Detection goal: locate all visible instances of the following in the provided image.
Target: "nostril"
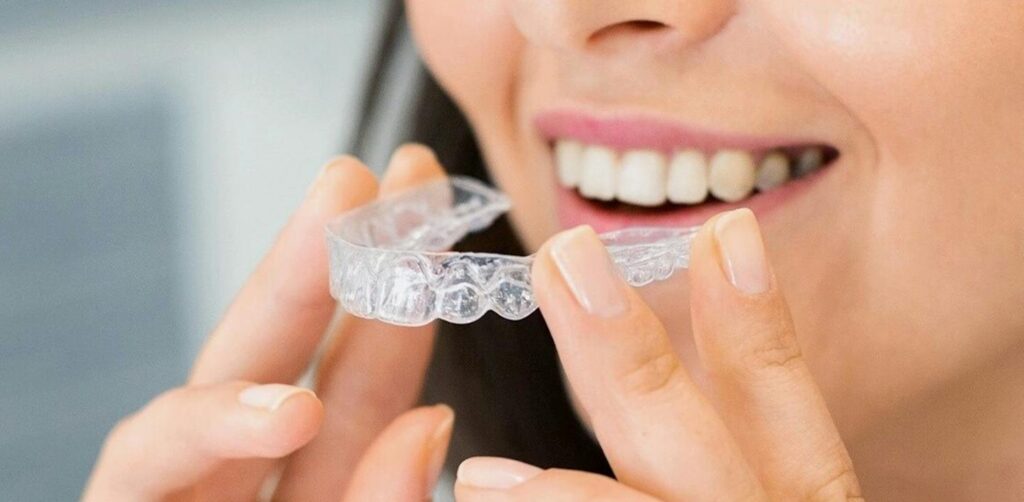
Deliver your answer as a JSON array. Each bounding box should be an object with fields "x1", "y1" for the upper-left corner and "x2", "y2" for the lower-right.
[
  {"x1": 618, "y1": 19, "x2": 667, "y2": 31},
  {"x1": 623, "y1": 20, "x2": 670, "y2": 31},
  {"x1": 588, "y1": 19, "x2": 671, "y2": 45}
]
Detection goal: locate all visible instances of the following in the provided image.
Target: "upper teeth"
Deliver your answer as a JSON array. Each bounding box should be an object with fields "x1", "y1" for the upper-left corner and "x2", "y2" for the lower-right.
[{"x1": 555, "y1": 140, "x2": 826, "y2": 206}]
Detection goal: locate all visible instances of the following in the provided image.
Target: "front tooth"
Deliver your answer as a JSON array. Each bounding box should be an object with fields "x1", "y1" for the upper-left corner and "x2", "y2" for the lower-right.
[
  {"x1": 578, "y1": 145, "x2": 618, "y2": 201},
  {"x1": 795, "y1": 147, "x2": 824, "y2": 176},
  {"x1": 667, "y1": 150, "x2": 708, "y2": 204},
  {"x1": 756, "y1": 152, "x2": 790, "y2": 192},
  {"x1": 555, "y1": 140, "x2": 584, "y2": 187},
  {"x1": 708, "y1": 150, "x2": 756, "y2": 202},
  {"x1": 617, "y1": 150, "x2": 667, "y2": 206}
]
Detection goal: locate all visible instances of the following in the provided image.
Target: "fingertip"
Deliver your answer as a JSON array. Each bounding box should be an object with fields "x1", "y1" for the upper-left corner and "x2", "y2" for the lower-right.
[
  {"x1": 341, "y1": 404, "x2": 457, "y2": 501},
  {"x1": 428, "y1": 403, "x2": 456, "y2": 433},
  {"x1": 689, "y1": 209, "x2": 777, "y2": 309},
  {"x1": 387, "y1": 404, "x2": 455, "y2": 438},
  {"x1": 310, "y1": 155, "x2": 379, "y2": 217},
  {"x1": 689, "y1": 210, "x2": 795, "y2": 373},
  {"x1": 226, "y1": 383, "x2": 323, "y2": 457},
  {"x1": 456, "y1": 457, "x2": 542, "y2": 490},
  {"x1": 319, "y1": 154, "x2": 374, "y2": 177},
  {"x1": 712, "y1": 208, "x2": 772, "y2": 295},
  {"x1": 687, "y1": 212, "x2": 725, "y2": 292},
  {"x1": 263, "y1": 390, "x2": 324, "y2": 456},
  {"x1": 380, "y1": 143, "x2": 446, "y2": 195},
  {"x1": 246, "y1": 389, "x2": 324, "y2": 458},
  {"x1": 529, "y1": 225, "x2": 597, "y2": 306},
  {"x1": 391, "y1": 142, "x2": 438, "y2": 163}
]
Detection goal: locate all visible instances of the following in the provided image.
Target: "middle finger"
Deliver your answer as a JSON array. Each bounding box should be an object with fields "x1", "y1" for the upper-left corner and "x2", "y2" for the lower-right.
[{"x1": 274, "y1": 144, "x2": 446, "y2": 499}]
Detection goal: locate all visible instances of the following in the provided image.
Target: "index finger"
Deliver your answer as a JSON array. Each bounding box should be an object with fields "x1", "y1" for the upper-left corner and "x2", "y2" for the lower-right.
[
  {"x1": 190, "y1": 156, "x2": 378, "y2": 385},
  {"x1": 688, "y1": 209, "x2": 861, "y2": 500},
  {"x1": 532, "y1": 226, "x2": 765, "y2": 502}
]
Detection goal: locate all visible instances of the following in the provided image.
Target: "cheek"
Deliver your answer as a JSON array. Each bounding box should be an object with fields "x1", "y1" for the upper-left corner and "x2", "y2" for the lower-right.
[
  {"x1": 772, "y1": 1, "x2": 1024, "y2": 161},
  {"x1": 764, "y1": 0, "x2": 1024, "y2": 427},
  {"x1": 406, "y1": 0, "x2": 522, "y2": 120}
]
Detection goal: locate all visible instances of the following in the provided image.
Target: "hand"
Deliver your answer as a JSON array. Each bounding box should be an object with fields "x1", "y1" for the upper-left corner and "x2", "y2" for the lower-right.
[
  {"x1": 84, "y1": 145, "x2": 455, "y2": 501},
  {"x1": 455, "y1": 210, "x2": 863, "y2": 501}
]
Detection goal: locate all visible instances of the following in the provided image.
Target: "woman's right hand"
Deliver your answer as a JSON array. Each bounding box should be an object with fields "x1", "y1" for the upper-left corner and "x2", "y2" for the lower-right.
[{"x1": 83, "y1": 145, "x2": 453, "y2": 501}]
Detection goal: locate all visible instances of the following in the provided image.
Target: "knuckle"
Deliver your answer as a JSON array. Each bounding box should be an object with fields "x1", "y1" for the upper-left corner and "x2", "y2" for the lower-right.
[
  {"x1": 808, "y1": 465, "x2": 863, "y2": 502},
  {"x1": 616, "y1": 350, "x2": 685, "y2": 401},
  {"x1": 740, "y1": 327, "x2": 803, "y2": 374}
]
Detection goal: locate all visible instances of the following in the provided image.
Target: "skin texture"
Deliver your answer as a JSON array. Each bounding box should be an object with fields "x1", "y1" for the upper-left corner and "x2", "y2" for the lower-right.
[
  {"x1": 85, "y1": 2, "x2": 1024, "y2": 500},
  {"x1": 406, "y1": 0, "x2": 1024, "y2": 499}
]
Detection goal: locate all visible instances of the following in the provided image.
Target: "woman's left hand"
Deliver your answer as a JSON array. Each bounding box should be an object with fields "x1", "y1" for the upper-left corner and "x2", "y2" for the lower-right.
[{"x1": 455, "y1": 209, "x2": 863, "y2": 501}]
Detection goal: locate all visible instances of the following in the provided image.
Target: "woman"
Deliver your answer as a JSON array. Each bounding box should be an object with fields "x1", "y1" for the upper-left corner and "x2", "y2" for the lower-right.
[{"x1": 84, "y1": 1, "x2": 1024, "y2": 500}]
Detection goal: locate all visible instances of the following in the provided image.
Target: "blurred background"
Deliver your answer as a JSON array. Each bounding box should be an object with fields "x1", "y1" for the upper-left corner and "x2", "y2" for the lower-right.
[{"x1": 0, "y1": 1, "x2": 391, "y2": 498}]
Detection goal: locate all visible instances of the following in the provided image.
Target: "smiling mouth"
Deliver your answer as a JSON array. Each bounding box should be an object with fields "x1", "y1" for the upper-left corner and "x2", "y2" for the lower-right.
[
  {"x1": 554, "y1": 140, "x2": 838, "y2": 207},
  {"x1": 535, "y1": 109, "x2": 840, "y2": 230}
]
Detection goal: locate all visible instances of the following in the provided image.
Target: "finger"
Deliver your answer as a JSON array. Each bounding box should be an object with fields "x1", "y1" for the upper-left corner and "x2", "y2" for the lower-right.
[
  {"x1": 688, "y1": 209, "x2": 862, "y2": 500},
  {"x1": 341, "y1": 405, "x2": 454, "y2": 502},
  {"x1": 379, "y1": 143, "x2": 447, "y2": 194},
  {"x1": 531, "y1": 226, "x2": 765, "y2": 501},
  {"x1": 455, "y1": 458, "x2": 657, "y2": 502},
  {"x1": 83, "y1": 383, "x2": 323, "y2": 502},
  {"x1": 190, "y1": 156, "x2": 379, "y2": 385},
  {"x1": 274, "y1": 144, "x2": 445, "y2": 499}
]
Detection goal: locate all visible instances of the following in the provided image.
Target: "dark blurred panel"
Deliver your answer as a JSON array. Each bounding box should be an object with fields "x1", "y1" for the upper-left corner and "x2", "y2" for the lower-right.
[{"x1": 0, "y1": 87, "x2": 187, "y2": 500}]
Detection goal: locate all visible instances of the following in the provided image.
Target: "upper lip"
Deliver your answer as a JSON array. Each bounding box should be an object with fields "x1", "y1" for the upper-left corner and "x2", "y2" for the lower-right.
[{"x1": 533, "y1": 108, "x2": 825, "y2": 154}]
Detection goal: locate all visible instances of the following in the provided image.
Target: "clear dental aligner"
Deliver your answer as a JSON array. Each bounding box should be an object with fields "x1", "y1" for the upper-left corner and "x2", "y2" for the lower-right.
[{"x1": 326, "y1": 176, "x2": 698, "y2": 327}]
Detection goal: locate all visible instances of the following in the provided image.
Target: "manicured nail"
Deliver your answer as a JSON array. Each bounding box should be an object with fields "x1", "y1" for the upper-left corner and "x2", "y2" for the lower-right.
[
  {"x1": 457, "y1": 457, "x2": 542, "y2": 490},
  {"x1": 549, "y1": 226, "x2": 630, "y2": 318},
  {"x1": 238, "y1": 384, "x2": 316, "y2": 411},
  {"x1": 424, "y1": 405, "x2": 455, "y2": 497},
  {"x1": 713, "y1": 209, "x2": 771, "y2": 294}
]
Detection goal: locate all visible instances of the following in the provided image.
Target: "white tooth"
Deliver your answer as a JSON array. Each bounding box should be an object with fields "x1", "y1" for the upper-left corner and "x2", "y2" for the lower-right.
[
  {"x1": 708, "y1": 150, "x2": 757, "y2": 202},
  {"x1": 578, "y1": 145, "x2": 618, "y2": 201},
  {"x1": 616, "y1": 150, "x2": 667, "y2": 206},
  {"x1": 795, "y1": 147, "x2": 824, "y2": 176},
  {"x1": 666, "y1": 150, "x2": 708, "y2": 204},
  {"x1": 555, "y1": 140, "x2": 584, "y2": 187},
  {"x1": 756, "y1": 152, "x2": 790, "y2": 192}
]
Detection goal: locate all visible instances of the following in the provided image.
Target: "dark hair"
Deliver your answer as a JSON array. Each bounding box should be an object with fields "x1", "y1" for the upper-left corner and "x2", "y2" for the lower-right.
[{"x1": 348, "y1": 2, "x2": 611, "y2": 475}]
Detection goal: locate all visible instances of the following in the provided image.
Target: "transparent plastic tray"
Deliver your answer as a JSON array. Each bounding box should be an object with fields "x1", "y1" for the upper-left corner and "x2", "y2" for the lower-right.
[{"x1": 327, "y1": 176, "x2": 696, "y2": 326}]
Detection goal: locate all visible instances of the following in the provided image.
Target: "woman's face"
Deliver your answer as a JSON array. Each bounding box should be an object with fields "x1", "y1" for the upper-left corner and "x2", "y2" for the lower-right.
[{"x1": 405, "y1": 0, "x2": 1024, "y2": 440}]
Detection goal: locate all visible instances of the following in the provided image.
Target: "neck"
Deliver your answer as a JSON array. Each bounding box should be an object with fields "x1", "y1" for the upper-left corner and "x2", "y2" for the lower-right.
[{"x1": 851, "y1": 344, "x2": 1024, "y2": 501}]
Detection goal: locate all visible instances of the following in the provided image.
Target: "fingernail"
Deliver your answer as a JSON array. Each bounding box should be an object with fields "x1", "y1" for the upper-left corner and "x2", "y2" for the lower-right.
[
  {"x1": 713, "y1": 209, "x2": 771, "y2": 294},
  {"x1": 424, "y1": 405, "x2": 455, "y2": 497},
  {"x1": 306, "y1": 160, "x2": 335, "y2": 197},
  {"x1": 549, "y1": 226, "x2": 630, "y2": 318},
  {"x1": 238, "y1": 384, "x2": 316, "y2": 411},
  {"x1": 456, "y1": 457, "x2": 542, "y2": 490}
]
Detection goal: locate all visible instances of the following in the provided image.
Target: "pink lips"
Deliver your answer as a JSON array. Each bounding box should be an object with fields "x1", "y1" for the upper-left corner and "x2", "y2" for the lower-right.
[{"x1": 533, "y1": 108, "x2": 836, "y2": 233}]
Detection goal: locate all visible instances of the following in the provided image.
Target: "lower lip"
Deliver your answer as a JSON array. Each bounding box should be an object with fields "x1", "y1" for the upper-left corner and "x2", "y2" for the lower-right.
[{"x1": 555, "y1": 166, "x2": 833, "y2": 233}]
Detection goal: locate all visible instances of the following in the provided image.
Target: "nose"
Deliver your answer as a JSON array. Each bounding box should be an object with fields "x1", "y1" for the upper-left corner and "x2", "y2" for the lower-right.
[{"x1": 507, "y1": 0, "x2": 735, "y2": 52}]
